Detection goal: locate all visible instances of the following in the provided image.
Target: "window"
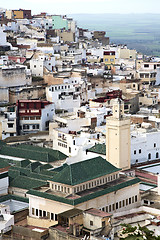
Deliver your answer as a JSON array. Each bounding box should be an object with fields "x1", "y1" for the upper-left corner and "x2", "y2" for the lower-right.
[
  {"x1": 134, "y1": 150, "x2": 136, "y2": 155},
  {"x1": 139, "y1": 149, "x2": 141, "y2": 154},
  {"x1": 51, "y1": 213, "x2": 54, "y2": 220},
  {"x1": 112, "y1": 204, "x2": 115, "y2": 211},
  {"x1": 102, "y1": 207, "x2": 105, "y2": 211},
  {"x1": 126, "y1": 199, "x2": 128, "y2": 206},
  {"x1": 39, "y1": 210, "x2": 42, "y2": 217},
  {"x1": 116, "y1": 202, "x2": 118, "y2": 209},
  {"x1": 69, "y1": 147, "x2": 71, "y2": 153},
  {"x1": 119, "y1": 201, "x2": 122, "y2": 208},
  {"x1": 156, "y1": 152, "x2": 159, "y2": 158},
  {"x1": 135, "y1": 195, "x2": 138, "y2": 202},
  {"x1": 90, "y1": 221, "x2": 93, "y2": 226},
  {"x1": 55, "y1": 214, "x2": 58, "y2": 221},
  {"x1": 32, "y1": 208, "x2": 35, "y2": 215},
  {"x1": 110, "y1": 59, "x2": 114, "y2": 62},
  {"x1": 132, "y1": 196, "x2": 134, "y2": 203},
  {"x1": 129, "y1": 197, "x2": 131, "y2": 204},
  {"x1": 144, "y1": 64, "x2": 149, "y2": 68},
  {"x1": 36, "y1": 209, "x2": 38, "y2": 216},
  {"x1": 23, "y1": 124, "x2": 29, "y2": 130},
  {"x1": 154, "y1": 143, "x2": 156, "y2": 148},
  {"x1": 148, "y1": 153, "x2": 151, "y2": 160},
  {"x1": 8, "y1": 123, "x2": 13, "y2": 128},
  {"x1": 109, "y1": 205, "x2": 111, "y2": 212},
  {"x1": 43, "y1": 211, "x2": 46, "y2": 217},
  {"x1": 123, "y1": 200, "x2": 125, "y2": 207}
]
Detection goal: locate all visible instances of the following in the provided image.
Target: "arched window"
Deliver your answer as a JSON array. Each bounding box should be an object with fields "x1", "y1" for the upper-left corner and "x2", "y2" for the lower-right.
[
  {"x1": 156, "y1": 152, "x2": 159, "y2": 159},
  {"x1": 148, "y1": 153, "x2": 151, "y2": 160}
]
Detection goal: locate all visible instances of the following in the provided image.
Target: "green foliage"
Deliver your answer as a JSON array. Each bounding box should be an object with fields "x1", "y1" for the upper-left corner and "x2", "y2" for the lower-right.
[
  {"x1": 121, "y1": 224, "x2": 137, "y2": 234},
  {"x1": 120, "y1": 224, "x2": 160, "y2": 240}
]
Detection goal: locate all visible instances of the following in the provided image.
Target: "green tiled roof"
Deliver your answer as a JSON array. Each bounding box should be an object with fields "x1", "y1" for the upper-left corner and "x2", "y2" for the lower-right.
[
  {"x1": 88, "y1": 144, "x2": 106, "y2": 155},
  {"x1": 20, "y1": 160, "x2": 31, "y2": 168},
  {"x1": 51, "y1": 157, "x2": 120, "y2": 186},
  {"x1": 27, "y1": 162, "x2": 42, "y2": 171},
  {"x1": 0, "y1": 159, "x2": 10, "y2": 169},
  {"x1": 0, "y1": 144, "x2": 67, "y2": 163},
  {"x1": 0, "y1": 194, "x2": 29, "y2": 203},
  {"x1": 34, "y1": 163, "x2": 53, "y2": 173},
  {"x1": 27, "y1": 178, "x2": 140, "y2": 206},
  {"x1": 10, "y1": 175, "x2": 47, "y2": 190},
  {"x1": 8, "y1": 166, "x2": 55, "y2": 181}
]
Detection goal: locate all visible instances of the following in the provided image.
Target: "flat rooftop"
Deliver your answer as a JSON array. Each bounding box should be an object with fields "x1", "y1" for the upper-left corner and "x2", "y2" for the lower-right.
[
  {"x1": 138, "y1": 163, "x2": 160, "y2": 175},
  {"x1": 1, "y1": 199, "x2": 29, "y2": 213}
]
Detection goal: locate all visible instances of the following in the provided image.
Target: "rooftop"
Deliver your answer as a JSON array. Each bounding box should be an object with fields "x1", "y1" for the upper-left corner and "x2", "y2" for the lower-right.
[
  {"x1": 51, "y1": 157, "x2": 120, "y2": 185},
  {"x1": 1, "y1": 199, "x2": 29, "y2": 214},
  {"x1": 0, "y1": 142, "x2": 67, "y2": 163},
  {"x1": 27, "y1": 177, "x2": 140, "y2": 206},
  {"x1": 88, "y1": 144, "x2": 106, "y2": 155},
  {"x1": 84, "y1": 208, "x2": 112, "y2": 217}
]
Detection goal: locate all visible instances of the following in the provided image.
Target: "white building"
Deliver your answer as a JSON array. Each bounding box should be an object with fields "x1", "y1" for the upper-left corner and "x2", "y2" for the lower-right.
[
  {"x1": 30, "y1": 54, "x2": 55, "y2": 77},
  {"x1": 0, "y1": 213, "x2": 14, "y2": 234},
  {"x1": 0, "y1": 28, "x2": 7, "y2": 45},
  {"x1": 0, "y1": 161, "x2": 9, "y2": 195},
  {"x1": 131, "y1": 127, "x2": 160, "y2": 164},
  {"x1": 0, "y1": 65, "x2": 31, "y2": 87},
  {"x1": 17, "y1": 100, "x2": 55, "y2": 135},
  {"x1": 0, "y1": 105, "x2": 17, "y2": 140}
]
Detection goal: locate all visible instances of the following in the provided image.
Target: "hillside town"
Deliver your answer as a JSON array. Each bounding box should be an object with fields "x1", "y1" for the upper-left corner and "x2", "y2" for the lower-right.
[{"x1": 0, "y1": 7, "x2": 160, "y2": 240}]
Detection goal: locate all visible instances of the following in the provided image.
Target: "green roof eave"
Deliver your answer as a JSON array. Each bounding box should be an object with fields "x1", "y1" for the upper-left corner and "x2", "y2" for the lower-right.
[{"x1": 27, "y1": 178, "x2": 140, "y2": 206}]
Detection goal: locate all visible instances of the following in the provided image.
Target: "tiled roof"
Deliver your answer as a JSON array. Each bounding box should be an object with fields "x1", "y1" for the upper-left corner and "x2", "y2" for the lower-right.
[
  {"x1": 51, "y1": 157, "x2": 120, "y2": 185},
  {"x1": 27, "y1": 178, "x2": 140, "y2": 206},
  {"x1": 9, "y1": 166, "x2": 55, "y2": 181},
  {"x1": 88, "y1": 144, "x2": 106, "y2": 155},
  {"x1": 0, "y1": 194, "x2": 29, "y2": 203},
  {"x1": 0, "y1": 144, "x2": 67, "y2": 163},
  {"x1": 0, "y1": 159, "x2": 10, "y2": 169},
  {"x1": 10, "y1": 175, "x2": 47, "y2": 190}
]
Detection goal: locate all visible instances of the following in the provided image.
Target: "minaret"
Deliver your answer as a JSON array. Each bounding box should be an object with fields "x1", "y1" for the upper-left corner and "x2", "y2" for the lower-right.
[{"x1": 106, "y1": 98, "x2": 131, "y2": 170}]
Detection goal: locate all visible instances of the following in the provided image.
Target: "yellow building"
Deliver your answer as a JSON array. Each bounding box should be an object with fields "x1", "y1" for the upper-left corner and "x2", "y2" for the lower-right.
[
  {"x1": 103, "y1": 51, "x2": 115, "y2": 70},
  {"x1": 13, "y1": 10, "x2": 24, "y2": 19},
  {"x1": 106, "y1": 98, "x2": 131, "y2": 170}
]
